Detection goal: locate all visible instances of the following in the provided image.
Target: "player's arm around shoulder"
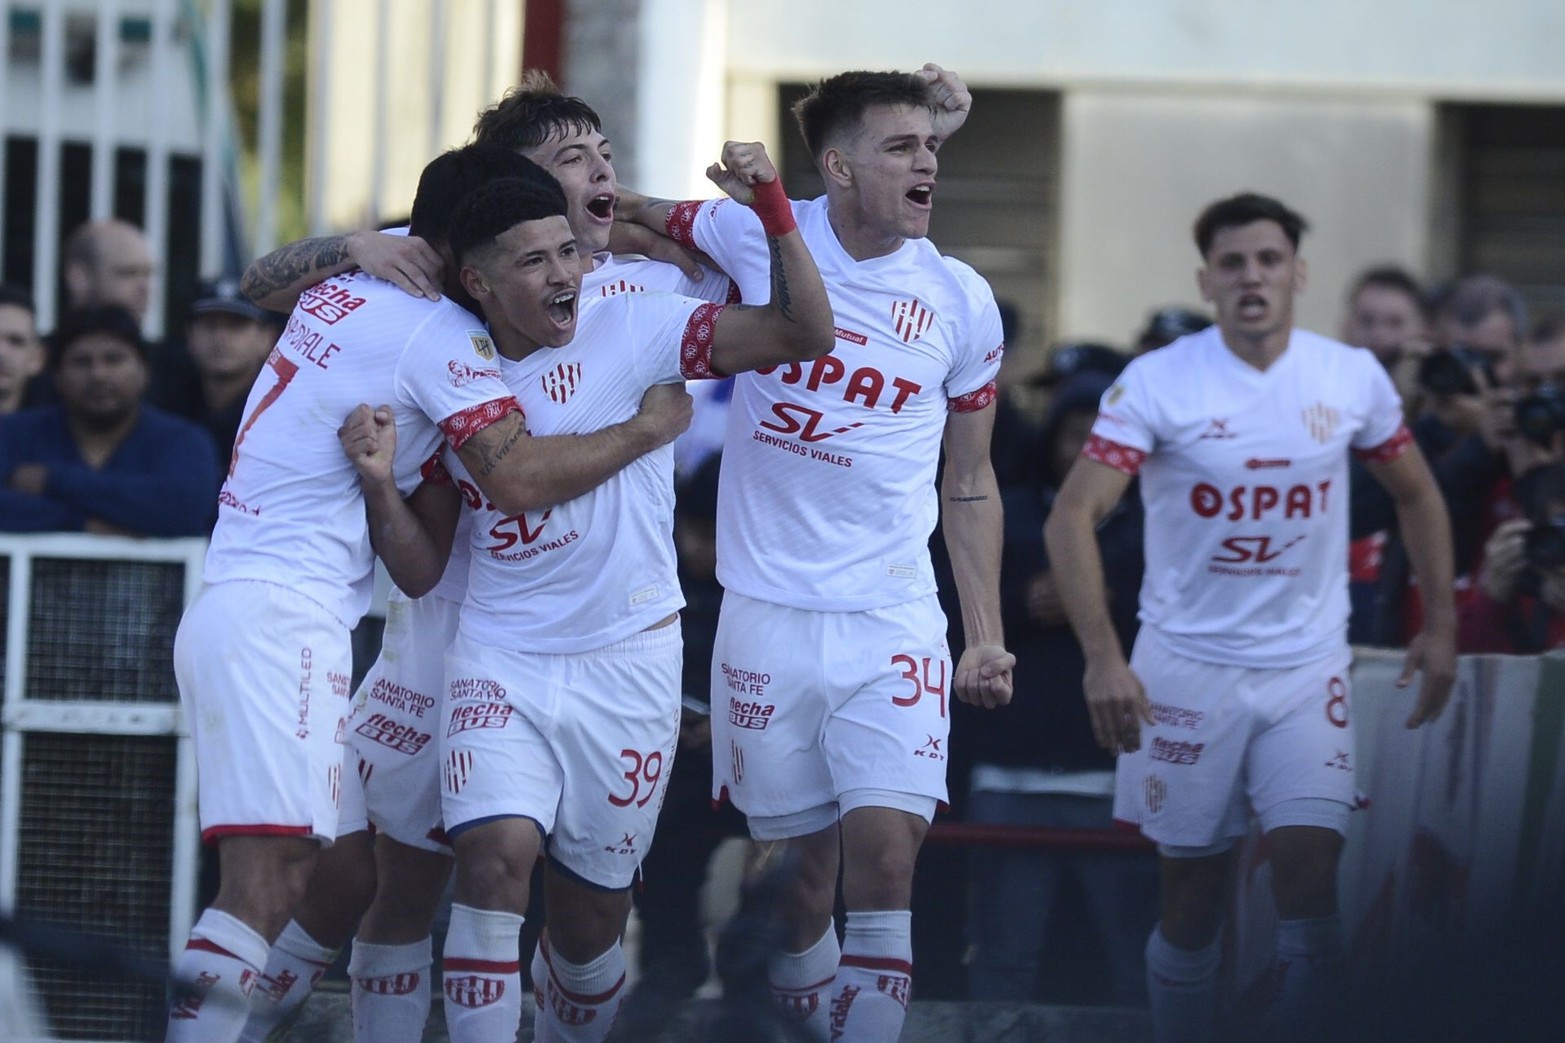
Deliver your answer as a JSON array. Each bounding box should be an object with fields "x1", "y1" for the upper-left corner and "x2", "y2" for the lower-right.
[
  {"x1": 702, "y1": 141, "x2": 834, "y2": 374},
  {"x1": 454, "y1": 384, "x2": 694, "y2": 516},
  {"x1": 241, "y1": 229, "x2": 442, "y2": 311},
  {"x1": 1363, "y1": 441, "x2": 1458, "y2": 727},
  {"x1": 340, "y1": 405, "x2": 460, "y2": 598},
  {"x1": 941, "y1": 401, "x2": 1015, "y2": 709}
]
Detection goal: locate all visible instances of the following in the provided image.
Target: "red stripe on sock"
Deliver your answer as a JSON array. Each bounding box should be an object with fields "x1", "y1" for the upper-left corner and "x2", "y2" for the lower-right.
[
  {"x1": 186, "y1": 938, "x2": 243, "y2": 960},
  {"x1": 444, "y1": 958, "x2": 520, "y2": 974},
  {"x1": 548, "y1": 969, "x2": 626, "y2": 1006},
  {"x1": 839, "y1": 955, "x2": 912, "y2": 975}
]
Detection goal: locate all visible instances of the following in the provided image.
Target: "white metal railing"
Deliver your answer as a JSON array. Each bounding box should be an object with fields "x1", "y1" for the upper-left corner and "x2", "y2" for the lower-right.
[
  {"x1": 0, "y1": 532, "x2": 205, "y2": 1043},
  {"x1": 2, "y1": 0, "x2": 518, "y2": 336}
]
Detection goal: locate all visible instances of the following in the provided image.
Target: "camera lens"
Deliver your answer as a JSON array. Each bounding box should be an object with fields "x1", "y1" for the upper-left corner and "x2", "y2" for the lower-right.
[
  {"x1": 1523, "y1": 518, "x2": 1565, "y2": 572},
  {"x1": 1514, "y1": 384, "x2": 1565, "y2": 448},
  {"x1": 1419, "y1": 349, "x2": 1480, "y2": 396}
]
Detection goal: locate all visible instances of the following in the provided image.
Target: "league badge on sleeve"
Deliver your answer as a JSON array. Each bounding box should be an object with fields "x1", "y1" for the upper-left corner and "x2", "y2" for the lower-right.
[{"x1": 469, "y1": 331, "x2": 496, "y2": 361}]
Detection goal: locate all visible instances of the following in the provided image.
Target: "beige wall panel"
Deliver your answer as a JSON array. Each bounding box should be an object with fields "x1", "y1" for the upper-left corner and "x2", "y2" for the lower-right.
[{"x1": 1058, "y1": 91, "x2": 1432, "y2": 346}]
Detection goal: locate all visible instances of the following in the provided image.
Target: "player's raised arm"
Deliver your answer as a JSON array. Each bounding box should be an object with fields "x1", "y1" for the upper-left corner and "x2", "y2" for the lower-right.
[
  {"x1": 455, "y1": 382, "x2": 693, "y2": 517},
  {"x1": 1044, "y1": 455, "x2": 1152, "y2": 752},
  {"x1": 241, "y1": 230, "x2": 444, "y2": 311},
  {"x1": 700, "y1": 142, "x2": 834, "y2": 372}
]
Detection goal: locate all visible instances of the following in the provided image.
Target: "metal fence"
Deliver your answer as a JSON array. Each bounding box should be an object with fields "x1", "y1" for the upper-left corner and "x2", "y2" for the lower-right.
[{"x1": 0, "y1": 533, "x2": 205, "y2": 1043}]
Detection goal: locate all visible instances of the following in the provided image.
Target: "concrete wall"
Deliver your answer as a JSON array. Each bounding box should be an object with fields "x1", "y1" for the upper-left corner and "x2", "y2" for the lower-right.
[
  {"x1": 317, "y1": 0, "x2": 523, "y2": 229},
  {"x1": 1057, "y1": 90, "x2": 1434, "y2": 344}
]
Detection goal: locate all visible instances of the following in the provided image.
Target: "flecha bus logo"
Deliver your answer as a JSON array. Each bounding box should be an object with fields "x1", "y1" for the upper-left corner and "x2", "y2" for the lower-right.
[
  {"x1": 890, "y1": 298, "x2": 934, "y2": 343},
  {"x1": 1199, "y1": 418, "x2": 1236, "y2": 440}
]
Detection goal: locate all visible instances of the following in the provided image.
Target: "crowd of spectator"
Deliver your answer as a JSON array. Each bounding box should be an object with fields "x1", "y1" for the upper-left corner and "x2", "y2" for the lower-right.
[{"x1": 0, "y1": 219, "x2": 286, "y2": 537}]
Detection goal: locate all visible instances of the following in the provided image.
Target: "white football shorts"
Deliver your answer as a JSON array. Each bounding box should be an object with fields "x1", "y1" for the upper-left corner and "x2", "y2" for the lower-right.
[
  {"x1": 709, "y1": 592, "x2": 952, "y2": 835},
  {"x1": 175, "y1": 580, "x2": 353, "y2": 843},
  {"x1": 1112, "y1": 625, "x2": 1357, "y2": 848},
  {"x1": 343, "y1": 592, "x2": 462, "y2": 851},
  {"x1": 439, "y1": 620, "x2": 682, "y2": 890}
]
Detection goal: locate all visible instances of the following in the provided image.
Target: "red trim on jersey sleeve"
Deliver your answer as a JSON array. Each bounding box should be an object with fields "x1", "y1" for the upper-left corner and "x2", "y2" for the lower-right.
[
  {"x1": 947, "y1": 381, "x2": 997, "y2": 413},
  {"x1": 665, "y1": 201, "x2": 703, "y2": 251},
  {"x1": 1082, "y1": 433, "x2": 1147, "y2": 475},
  {"x1": 1353, "y1": 423, "x2": 1413, "y2": 464},
  {"x1": 679, "y1": 303, "x2": 728, "y2": 380},
  {"x1": 419, "y1": 450, "x2": 454, "y2": 487},
  {"x1": 439, "y1": 397, "x2": 522, "y2": 451}
]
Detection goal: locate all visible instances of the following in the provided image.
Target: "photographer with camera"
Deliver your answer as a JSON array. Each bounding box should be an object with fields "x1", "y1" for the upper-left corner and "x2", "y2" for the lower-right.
[
  {"x1": 1370, "y1": 279, "x2": 1544, "y2": 645},
  {"x1": 1460, "y1": 458, "x2": 1565, "y2": 653}
]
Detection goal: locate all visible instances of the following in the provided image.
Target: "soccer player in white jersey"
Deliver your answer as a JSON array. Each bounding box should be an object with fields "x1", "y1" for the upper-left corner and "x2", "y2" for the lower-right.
[
  {"x1": 621, "y1": 66, "x2": 1014, "y2": 1041},
  {"x1": 341, "y1": 149, "x2": 831, "y2": 1042},
  {"x1": 231, "y1": 79, "x2": 738, "y2": 1043},
  {"x1": 166, "y1": 143, "x2": 693, "y2": 1043},
  {"x1": 1044, "y1": 192, "x2": 1458, "y2": 1041}
]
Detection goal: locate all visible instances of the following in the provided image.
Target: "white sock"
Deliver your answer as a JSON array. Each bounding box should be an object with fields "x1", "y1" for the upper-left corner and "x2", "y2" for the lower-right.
[
  {"x1": 1145, "y1": 924, "x2": 1221, "y2": 1043},
  {"x1": 769, "y1": 923, "x2": 838, "y2": 1040},
  {"x1": 533, "y1": 935, "x2": 626, "y2": 1043},
  {"x1": 348, "y1": 937, "x2": 432, "y2": 1043},
  {"x1": 237, "y1": 920, "x2": 337, "y2": 1042},
  {"x1": 829, "y1": 910, "x2": 912, "y2": 1042},
  {"x1": 1260, "y1": 915, "x2": 1343, "y2": 1041},
  {"x1": 166, "y1": 909, "x2": 270, "y2": 1043},
  {"x1": 441, "y1": 904, "x2": 523, "y2": 1043}
]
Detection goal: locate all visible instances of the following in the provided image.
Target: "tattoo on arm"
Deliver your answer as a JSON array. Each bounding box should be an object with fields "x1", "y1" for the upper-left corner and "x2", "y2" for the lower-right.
[
  {"x1": 766, "y1": 236, "x2": 794, "y2": 321},
  {"x1": 475, "y1": 423, "x2": 527, "y2": 478},
  {"x1": 240, "y1": 235, "x2": 351, "y2": 301},
  {"x1": 947, "y1": 494, "x2": 991, "y2": 503}
]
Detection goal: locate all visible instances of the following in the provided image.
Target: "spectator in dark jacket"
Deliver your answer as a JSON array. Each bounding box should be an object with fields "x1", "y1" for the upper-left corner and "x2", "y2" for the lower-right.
[
  {"x1": 959, "y1": 371, "x2": 1157, "y2": 1005},
  {"x1": 0, "y1": 305, "x2": 219, "y2": 535}
]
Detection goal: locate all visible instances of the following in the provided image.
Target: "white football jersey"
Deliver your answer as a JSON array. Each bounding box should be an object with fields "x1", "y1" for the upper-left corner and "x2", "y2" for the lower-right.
[
  {"x1": 1087, "y1": 325, "x2": 1409, "y2": 668},
  {"x1": 203, "y1": 271, "x2": 517, "y2": 626},
  {"x1": 668, "y1": 195, "x2": 1004, "y2": 611},
  {"x1": 455, "y1": 290, "x2": 725, "y2": 653},
  {"x1": 391, "y1": 253, "x2": 733, "y2": 609}
]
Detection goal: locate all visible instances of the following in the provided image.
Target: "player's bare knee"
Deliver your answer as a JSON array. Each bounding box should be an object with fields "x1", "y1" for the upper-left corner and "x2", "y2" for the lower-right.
[
  {"x1": 451, "y1": 820, "x2": 539, "y2": 911},
  {"x1": 214, "y1": 835, "x2": 321, "y2": 937},
  {"x1": 1266, "y1": 824, "x2": 1343, "y2": 919}
]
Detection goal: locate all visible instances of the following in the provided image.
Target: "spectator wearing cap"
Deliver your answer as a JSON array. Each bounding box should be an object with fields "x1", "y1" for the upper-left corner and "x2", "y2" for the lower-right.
[
  {"x1": 0, "y1": 284, "x2": 45, "y2": 415},
  {"x1": 0, "y1": 305, "x2": 218, "y2": 535},
  {"x1": 1133, "y1": 306, "x2": 1211, "y2": 354},
  {"x1": 175, "y1": 278, "x2": 279, "y2": 464}
]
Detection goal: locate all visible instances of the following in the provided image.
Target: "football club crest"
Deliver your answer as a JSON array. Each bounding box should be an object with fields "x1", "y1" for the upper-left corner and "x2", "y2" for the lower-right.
[
  {"x1": 890, "y1": 298, "x2": 934, "y2": 343},
  {"x1": 541, "y1": 361, "x2": 582, "y2": 404}
]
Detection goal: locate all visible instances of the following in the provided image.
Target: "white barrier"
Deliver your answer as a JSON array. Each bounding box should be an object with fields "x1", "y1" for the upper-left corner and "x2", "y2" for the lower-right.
[
  {"x1": 0, "y1": 533, "x2": 205, "y2": 1043},
  {"x1": 1232, "y1": 648, "x2": 1565, "y2": 1000}
]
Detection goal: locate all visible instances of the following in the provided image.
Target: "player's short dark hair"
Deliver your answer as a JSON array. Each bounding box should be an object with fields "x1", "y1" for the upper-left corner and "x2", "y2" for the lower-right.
[
  {"x1": 473, "y1": 69, "x2": 603, "y2": 153},
  {"x1": 1428, "y1": 273, "x2": 1528, "y2": 340},
  {"x1": 49, "y1": 305, "x2": 146, "y2": 369},
  {"x1": 448, "y1": 175, "x2": 571, "y2": 269},
  {"x1": 1192, "y1": 192, "x2": 1309, "y2": 256},
  {"x1": 791, "y1": 70, "x2": 936, "y2": 161},
  {"x1": 0, "y1": 283, "x2": 36, "y2": 316},
  {"x1": 1348, "y1": 265, "x2": 1427, "y2": 316},
  {"x1": 409, "y1": 143, "x2": 544, "y2": 245}
]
